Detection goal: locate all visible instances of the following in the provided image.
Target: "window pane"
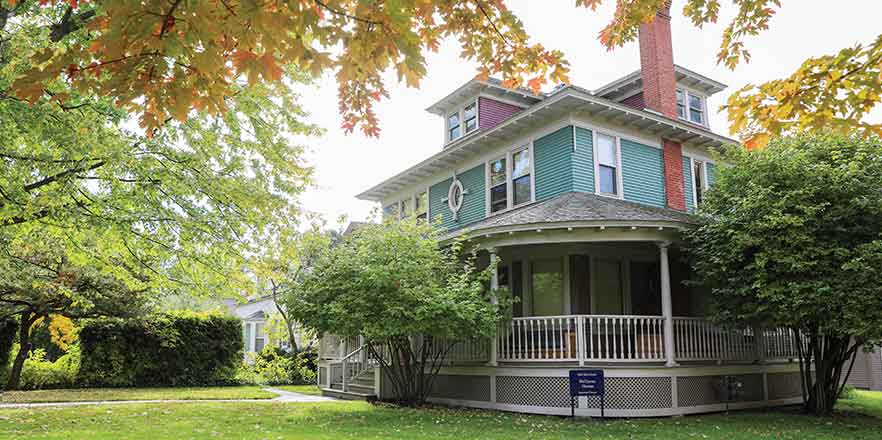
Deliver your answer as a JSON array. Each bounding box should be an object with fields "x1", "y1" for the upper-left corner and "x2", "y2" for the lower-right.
[
  {"x1": 490, "y1": 158, "x2": 506, "y2": 186},
  {"x1": 676, "y1": 89, "x2": 686, "y2": 118},
  {"x1": 531, "y1": 259, "x2": 563, "y2": 316},
  {"x1": 599, "y1": 165, "x2": 617, "y2": 194},
  {"x1": 694, "y1": 161, "x2": 704, "y2": 206},
  {"x1": 463, "y1": 103, "x2": 476, "y2": 120},
  {"x1": 490, "y1": 184, "x2": 507, "y2": 212},
  {"x1": 415, "y1": 191, "x2": 427, "y2": 215},
  {"x1": 597, "y1": 134, "x2": 616, "y2": 166},
  {"x1": 449, "y1": 125, "x2": 461, "y2": 140},
  {"x1": 243, "y1": 323, "x2": 253, "y2": 352},
  {"x1": 255, "y1": 337, "x2": 266, "y2": 353},
  {"x1": 513, "y1": 174, "x2": 531, "y2": 205},
  {"x1": 512, "y1": 149, "x2": 531, "y2": 178},
  {"x1": 465, "y1": 118, "x2": 477, "y2": 133},
  {"x1": 688, "y1": 94, "x2": 702, "y2": 109},
  {"x1": 688, "y1": 94, "x2": 703, "y2": 124},
  {"x1": 448, "y1": 113, "x2": 460, "y2": 128},
  {"x1": 689, "y1": 107, "x2": 703, "y2": 124}
]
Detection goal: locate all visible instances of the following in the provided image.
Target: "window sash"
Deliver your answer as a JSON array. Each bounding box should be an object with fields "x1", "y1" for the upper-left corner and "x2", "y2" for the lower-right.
[
  {"x1": 513, "y1": 174, "x2": 531, "y2": 206},
  {"x1": 463, "y1": 103, "x2": 477, "y2": 134},
  {"x1": 490, "y1": 183, "x2": 507, "y2": 212},
  {"x1": 599, "y1": 165, "x2": 617, "y2": 194},
  {"x1": 676, "y1": 89, "x2": 686, "y2": 119},
  {"x1": 512, "y1": 148, "x2": 531, "y2": 178},
  {"x1": 693, "y1": 160, "x2": 705, "y2": 206}
]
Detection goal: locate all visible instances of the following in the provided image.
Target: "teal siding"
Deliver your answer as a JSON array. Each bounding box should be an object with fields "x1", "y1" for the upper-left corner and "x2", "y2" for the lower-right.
[
  {"x1": 427, "y1": 164, "x2": 485, "y2": 231},
  {"x1": 683, "y1": 156, "x2": 695, "y2": 213},
  {"x1": 706, "y1": 162, "x2": 717, "y2": 188},
  {"x1": 573, "y1": 127, "x2": 594, "y2": 193},
  {"x1": 429, "y1": 177, "x2": 453, "y2": 227},
  {"x1": 457, "y1": 164, "x2": 486, "y2": 226},
  {"x1": 533, "y1": 126, "x2": 574, "y2": 201},
  {"x1": 621, "y1": 139, "x2": 666, "y2": 208}
]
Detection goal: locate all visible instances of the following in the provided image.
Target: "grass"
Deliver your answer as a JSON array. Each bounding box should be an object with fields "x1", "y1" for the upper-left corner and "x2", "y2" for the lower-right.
[
  {"x1": 0, "y1": 390, "x2": 880, "y2": 439},
  {"x1": 0, "y1": 386, "x2": 276, "y2": 404},
  {"x1": 272, "y1": 384, "x2": 322, "y2": 395}
]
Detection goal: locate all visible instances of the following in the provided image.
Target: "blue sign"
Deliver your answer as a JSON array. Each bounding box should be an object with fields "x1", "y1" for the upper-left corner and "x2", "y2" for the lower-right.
[
  {"x1": 569, "y1": 369, "x2": 604, "y2": 396},
  {"x1": 568, "y1": 369, "x2": 605, "y2": 418}
]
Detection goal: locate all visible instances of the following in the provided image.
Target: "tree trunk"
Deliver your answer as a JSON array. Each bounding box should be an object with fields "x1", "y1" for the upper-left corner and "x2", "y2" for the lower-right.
[
  {"x1": 5, "y1": 311, "x2": 34, "y2": 391},
  {"x1": 797, "y1": 331, "x2": 860, "y2": 416}
]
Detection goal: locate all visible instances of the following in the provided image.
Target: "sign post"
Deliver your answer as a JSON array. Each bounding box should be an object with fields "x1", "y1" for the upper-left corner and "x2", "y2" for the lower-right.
[{"x1": 569, "y1": 369, "x2": 605, "y2": 419}]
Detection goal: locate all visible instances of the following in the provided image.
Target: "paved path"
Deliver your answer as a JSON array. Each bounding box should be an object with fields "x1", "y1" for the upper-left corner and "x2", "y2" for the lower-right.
[{"x1": 0, "y1": 387, "x2": 338, "y2": 409}]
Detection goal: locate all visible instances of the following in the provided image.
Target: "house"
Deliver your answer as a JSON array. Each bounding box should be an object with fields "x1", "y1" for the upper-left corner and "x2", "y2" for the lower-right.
[
  {"x1": 847, "y1": 348, "x2": 882, "y2": 391},
  {"x1": 318, "y1": 3, "x2": 805, "y2": 416},
  {"x1": 226, "y1": 295, "x2": 308, "y2": 355}
]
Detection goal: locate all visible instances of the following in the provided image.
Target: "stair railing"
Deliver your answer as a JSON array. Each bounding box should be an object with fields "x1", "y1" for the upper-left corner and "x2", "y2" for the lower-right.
[{"x1": 340, "y1": 342, "x2": 369, "y2": 393}]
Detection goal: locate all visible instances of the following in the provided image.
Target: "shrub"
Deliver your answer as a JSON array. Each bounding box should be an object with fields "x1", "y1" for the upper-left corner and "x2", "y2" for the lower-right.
[
  {"x1": 236, "y1": 346, "x2": 317, "y2": 385},
  {"x1": 77, "y1": 311, "x2": 243, "y2": 387},
  {"x1": 19, "y1": 346, "x2": 80, "y2": 390},
  {"x1": 840, "y1": 384, "x2": 858, "y2": 400}
]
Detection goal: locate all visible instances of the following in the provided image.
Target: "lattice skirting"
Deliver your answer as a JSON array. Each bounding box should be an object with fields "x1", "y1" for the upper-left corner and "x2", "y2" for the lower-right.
[{"x1": 416, "y1": 364, "x2": 804, "y2": 417}]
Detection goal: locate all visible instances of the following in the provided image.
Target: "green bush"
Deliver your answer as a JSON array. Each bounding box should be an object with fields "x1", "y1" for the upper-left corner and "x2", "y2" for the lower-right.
[
  {"x1": 236, "y1": 346, "x2": 317, "y2": 385},
  {"x1": 19, "y1": 346, "x2": 80, "y2": 390},
  {"x1": 77, "y1": 311, "x2": 243, "y2": 387},
  {"x1": 0, "y1": 317, "x2": 17, "y2": 384},
  {"x1": 840, "y1": 384, "x2": 858, "y2": 400}
]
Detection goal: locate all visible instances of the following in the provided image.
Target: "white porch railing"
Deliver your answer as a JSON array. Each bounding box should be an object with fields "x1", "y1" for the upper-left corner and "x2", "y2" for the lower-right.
[
  {"x1": 499, "y1": 315, "x2": 579, "y2": 361},
  {"x1": 672, "y1": 317, "x2": 755, "y2": 361}
]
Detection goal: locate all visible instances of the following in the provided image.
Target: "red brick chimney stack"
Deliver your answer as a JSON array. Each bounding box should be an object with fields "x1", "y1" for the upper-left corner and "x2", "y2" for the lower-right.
[{"x1": 638, "y1": 1, "x2": 685, "y2": 211}]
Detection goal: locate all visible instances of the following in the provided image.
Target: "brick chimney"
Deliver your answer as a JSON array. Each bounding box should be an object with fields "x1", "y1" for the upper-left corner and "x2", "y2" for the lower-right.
[{"x1": 639, "y1": 1, "x2": 685, "y2": 210}]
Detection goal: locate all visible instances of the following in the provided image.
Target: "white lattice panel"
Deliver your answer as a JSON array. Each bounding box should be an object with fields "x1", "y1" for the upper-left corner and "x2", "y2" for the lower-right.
[{"x1": 495, "y1": 376, "x2": 571, "y2": 407}]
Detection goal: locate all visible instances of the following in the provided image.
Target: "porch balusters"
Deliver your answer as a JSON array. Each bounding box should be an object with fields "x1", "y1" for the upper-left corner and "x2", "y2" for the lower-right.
[{"x1": 488, "y1": 247, "x2": 499, "y2": 366}]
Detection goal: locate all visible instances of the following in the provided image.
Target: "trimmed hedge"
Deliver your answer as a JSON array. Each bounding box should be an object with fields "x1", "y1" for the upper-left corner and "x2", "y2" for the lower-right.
[{"x1": 77, "y1": 311, "x2": 243, "y2": 387}]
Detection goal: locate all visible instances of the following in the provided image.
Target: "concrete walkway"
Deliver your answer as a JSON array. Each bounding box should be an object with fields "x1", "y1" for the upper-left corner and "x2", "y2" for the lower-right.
[{"x1": 0, "y1": 387, "x2": 338, "y2": 409}]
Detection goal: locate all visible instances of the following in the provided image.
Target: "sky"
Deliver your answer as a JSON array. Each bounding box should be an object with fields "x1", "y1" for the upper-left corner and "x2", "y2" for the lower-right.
[{"x1": 294, "y1": 0, "x2": 882, "y2": 230}]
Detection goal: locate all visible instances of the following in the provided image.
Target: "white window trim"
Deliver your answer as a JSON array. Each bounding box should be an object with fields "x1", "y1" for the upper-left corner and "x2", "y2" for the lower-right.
[
  {"x1": 676, "y1": 88, "x2": 708, "y2": 127},
  {"x1": 484, "y1": 143, "x2": 536, "y2": 217},
  {"x1": 689, "y1": 157, "x2": 711, "y2": 208},
  {"x1": 445, "y1": 99, "x2": 479, "y2": 144},
  {"x1": 592, "y1": 131, "x2": 625, "y2": 200}
]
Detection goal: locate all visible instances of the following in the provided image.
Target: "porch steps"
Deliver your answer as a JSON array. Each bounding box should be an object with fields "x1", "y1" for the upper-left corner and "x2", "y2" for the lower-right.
[{"x1": 323, "y1": 369, "x2": 377, "y2": 401}]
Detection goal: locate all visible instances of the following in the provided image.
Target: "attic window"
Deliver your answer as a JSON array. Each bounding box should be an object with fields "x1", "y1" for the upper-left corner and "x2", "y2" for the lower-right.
[
  {"x1": 447, "y1": 100, "x2": 478, "y2": 142},
  {"x1": 676, "y1": 88, "x2": 706, "y2": 126}
]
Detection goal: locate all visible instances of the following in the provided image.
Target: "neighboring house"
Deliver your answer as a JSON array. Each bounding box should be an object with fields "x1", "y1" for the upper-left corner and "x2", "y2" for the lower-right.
[
  {"x1": 226, "y1": 295, "x2": 307, "y2": 355},
  {"x1": 318, "y1": 4, "x2": 805, "y2": 416},
  {"x1": 847, "y1": 348, "x2": 882, "y2": 391}
]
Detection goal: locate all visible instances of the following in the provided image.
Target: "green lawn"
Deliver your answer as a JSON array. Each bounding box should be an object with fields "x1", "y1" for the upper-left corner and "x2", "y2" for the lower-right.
[
  {"x1": 273, "y1": 384, "x2": 322, "y2": 396},
  {"x1": 0, "y1": 391, "x2": 880, "y2": 439},
  {"x1": 0, "y1": 386, "x2": 276, "y2": 404}
]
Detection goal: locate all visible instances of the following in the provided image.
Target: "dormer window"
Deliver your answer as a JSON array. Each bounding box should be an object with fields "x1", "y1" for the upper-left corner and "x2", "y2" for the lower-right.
[
  {"x1": 447, "y1": 100, "x2": 478, "y2": 142},
  {"x1": 676, "y1": 88, "x2": 706, "y2": 126}
]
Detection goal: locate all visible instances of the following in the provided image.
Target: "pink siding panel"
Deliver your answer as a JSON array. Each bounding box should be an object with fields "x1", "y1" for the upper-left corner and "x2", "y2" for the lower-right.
[
  {"x1": 621, "y1": 92, "x2": 645, "y2": 110},
  {"x1": 479, "y1": 97, "x2": 523, "y2": 130}
]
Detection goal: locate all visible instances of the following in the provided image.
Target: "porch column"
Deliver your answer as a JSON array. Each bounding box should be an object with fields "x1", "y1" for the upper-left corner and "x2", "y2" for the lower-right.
[
  {"x1": 488, "y1": 248, "x2": 499, "y2": 366},
  {"x1": 658, "y1": 241, "x2": 678, "y2": 367}
]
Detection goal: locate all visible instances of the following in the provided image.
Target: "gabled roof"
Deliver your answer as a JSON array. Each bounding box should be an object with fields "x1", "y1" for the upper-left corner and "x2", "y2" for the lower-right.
[
  {"x1": 425, "y1": 78, "x2": 543, "y2": 116},
  {"x1": 357, "y1": 85, "x2": 737, "y2": 202},
  {"x1": 594, "y1": 64, "x2": 727, "y2": 101},
  {"x1": 444, "y1": 192, "x2": 695, "y2": 239}
]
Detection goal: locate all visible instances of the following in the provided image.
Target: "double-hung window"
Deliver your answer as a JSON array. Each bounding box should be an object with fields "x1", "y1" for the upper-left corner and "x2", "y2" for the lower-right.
[
  {"x1": 489, "y1": 157, "x2": 508, "y2": 213},
  {"x1": 447, "y1": 101, "x2": 478, "y2": 142},
  {"x1": 512, "y1": 148, "x2": 532, "y2": 206},
  {"x1": 488, "y1": 146, "x2": 533, "y2": 214},
  {"x1": 596, "y1": 133, "x2": 619, "y2": 196},
  {"x1": 676, "y1": 88, "x2": 706, "y2": 126},
  {"x1": 415, "y1": 191, "x2": 428, "y2": 222},
  {"x1": 692, "y1": 159, "x2": 707, "y2": 206}
]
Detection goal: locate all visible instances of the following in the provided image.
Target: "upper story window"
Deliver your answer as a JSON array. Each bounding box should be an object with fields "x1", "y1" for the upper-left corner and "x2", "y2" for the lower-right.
[
  {"x1": 595, "y1": 133, "x2": 620, "y2": 196},
  {"x1": 487, "y1": 145, "x2": 533, "y2": 215},
  {"x1": 447, "y1": 101, "x2": 478, "y2": 142},
  {"x1": 415, "y1": 191, "x2": 428, "y2": 222},
  {"x1": 676, "y1": 88, "x2": 706, "y2": 126},
  {"x1": 692, "y1": 159, "x2": 708, "y2": 206},
  {"x1": 489, "y1": 157, "x2": 507, "y2": 213}
]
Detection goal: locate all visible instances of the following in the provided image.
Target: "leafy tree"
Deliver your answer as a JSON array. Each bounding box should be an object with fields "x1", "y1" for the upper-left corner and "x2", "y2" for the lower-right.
[
  {"x1": 0, "y1": 234, "x2": 149, "y2": 390},
  {"x1": 6, "y1": 0, "x2": 569, "y2": 136},
  {"x1": 251, "y1": 223, "x2": 333, "y2": 353},
  {"x1": 1, "y1": 6, "x2": 317, "y2": 295},
  {"x1": 684, "y1": 134, "x2": 882, "y2": 415},
  {"x1": 288, "y1": 220, "x2": 502, "y2": 404},
  {"x1": 579, "y1": 0, "x2": 882, "y2": 146}
]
